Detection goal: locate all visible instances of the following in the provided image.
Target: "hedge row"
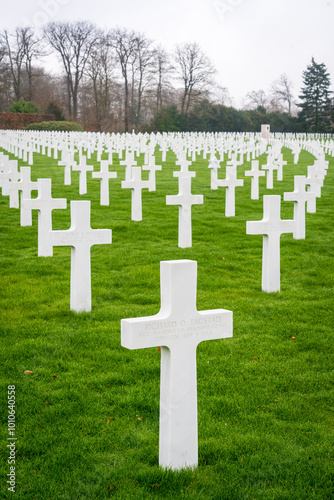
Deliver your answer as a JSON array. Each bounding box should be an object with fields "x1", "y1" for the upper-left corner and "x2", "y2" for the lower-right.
[
  {"x1": 25, "y1": 121, "x2": 83, "y2": 132},
  {"x1": 0, "y1": 113, "x2": 55, "y2": 130}
]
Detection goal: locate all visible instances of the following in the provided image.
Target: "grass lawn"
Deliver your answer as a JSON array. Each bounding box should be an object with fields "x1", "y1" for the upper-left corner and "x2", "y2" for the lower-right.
[{"x1": 0, "y1": 140, "x2": 333, "y2": 499}]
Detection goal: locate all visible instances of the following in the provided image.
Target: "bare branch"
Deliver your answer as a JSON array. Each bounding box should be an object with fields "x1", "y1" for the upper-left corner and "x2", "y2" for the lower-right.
[
  {"x1": 270, "y1": 73, "x2": 294, "y2": 115},
  {"x1": 244, "y1": 89, "x2": 267, "y2": 110},
  {"x1": 43, "y1": 21, "x2": 99, "y2": 119},
  {"x1": 174, "y1": 42, "x2": 216, "y2": 115}
]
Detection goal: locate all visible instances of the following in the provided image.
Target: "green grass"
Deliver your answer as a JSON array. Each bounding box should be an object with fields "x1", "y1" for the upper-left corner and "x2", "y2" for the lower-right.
[{"x1": 0, "y1": 142, "x2": 333, "y2": 499}]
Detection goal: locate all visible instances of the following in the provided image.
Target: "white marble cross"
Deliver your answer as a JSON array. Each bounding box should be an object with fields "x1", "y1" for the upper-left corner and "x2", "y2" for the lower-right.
[
  {"x1": 226, "y1": 153, "x2": 242, "y2": 173},
  {"x1": 72, "y1": 155, "x2": 94, "y2": 195},
  {"x1": 121, "y1": 150, "x2": 137, "y2": 181},
  {"x1": 9, "y1": 167, "x2": 39, "y2": 226},
  {"x1": 208, "y1": 154, "x2": 221, "y2": 190},
  {"x1": 0, "y1": 155, "x2": 11, "y2": 196},
  {"x1": 51, "y1": 200, "x2": 112, "y2": 312},
  {"x1": 3, "y1": 160, "x2": 21, "y2": 208},
  {"x1": 121, "y1": 259, "x2": 233, "y2": 470},
  {"x1": 313, "y1": 159, "x2": 328, "y2": 184},
  {"x1": 246, "y1": 195, "x2": 295, "y2": 292},
  {"x1": 92, "y1": 160, "x2": 117, "y2": 206},
  {"x1": 244, "y1": 160, "x2": 265, "y2": 200},
  {"x1": 262, "y1": 156, "x2": 277, "y2": 189},
  {"x1": 217, "y1": 166, "x2": 243, "y2": 217},
  {"x1": 121, "y1": 166, "x2": 152, "y2": 221},
  {"x1": 166, "y1": 170, "x2": 203, "y2": 248},
  {"x1": 273, "y1": 153, "x2": 287, "y2": 181},
  {"x1": 284, "y1": 175, "x2": 314, "y2": 239},
  {"x1": 176, "y1": 153, "x2": 192, "y2": 173},
  {"x1": 293, "y1": 148, "x2": 300, "y2": 164},
  {"x1": 59, "y1": 150, "x2": 74, "y2": 185},
  {"x1": 21, "y1": 178, "x2": 67, "y2": 256},
  {"x1": 160, "y1": 144, "x2": 168, "y2": 162},
  {"x1": 142, "y1": 155, "x2": 162, "y2": 191},
  {"x1": 306, "y1": 165, "x2": 322, "y2": 198}
]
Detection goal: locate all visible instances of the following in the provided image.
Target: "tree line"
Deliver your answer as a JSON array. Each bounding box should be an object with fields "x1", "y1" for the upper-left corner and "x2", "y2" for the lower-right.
[{"x1": 0, "y1": 22, "x2": 333, "y2": 133}]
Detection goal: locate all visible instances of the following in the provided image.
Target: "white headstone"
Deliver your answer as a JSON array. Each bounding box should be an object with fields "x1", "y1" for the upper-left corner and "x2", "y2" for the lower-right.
[
  {"x1": 262, "y1": 157, "x2": 277, "y2": 190},
  {"x1": 273, "y1": 153, "x2": 287, "y2": 181},
  {"x1": 142, "y1": 155, "x2": 162, "y2": 192},
  {"x1": 216, "y1": 166, "x2": 243, "y2": 217},
  {"x1": 175, "y1": 153, "x2": 192, "y2": 173},
  {"x1": 244, "y1": 160, "x2": 266, "y2": 200},
  {"x1": 306, "y1": 165, "x2": 322, "y2": 199},
  {"x1": 0, "y1": 154, "x2": 11, "y2": 196},
  {"x1": 5, "y1": 161, "x2": 21, "y2": 208},
  {"x1": 59, "y1": 150, "x2": 74, "y2": 185},
  {"x1": 121, "y1": 167, "x2": 152, "y2": 221},
  {"x1": 121, "y1": 150, "x2": 137, "y2": 181},
  {"x1": 121, "y1": 260, "x2": 233, "y2": 470},
  {"x1": 72, "y1": 155, "x2": 94, "y2": 195},
  {"x1": 283, "y1": 175, "x2": 314, "y2": 239},
  {"x1": 226, "y1": 153, "x2": 242, "y2": 173},
  {"x1": 246, "y1": 195, "x2": 295, "y2": 292},
  {"x1": 261, "y1": 124, "x2": 270, "y2": 143},
  {"x1": 208, "y1": 154, "x2": 221, "y2": 190},
  {"x1": 12, "y1": 167, "x2": 39, "y2": 226},
  {"x1": 166, "y1": 171, "x2": 203, "y2": 248},
  {"x1": 92, "y1": 160, "x2": 117, "y2": 206},
  {"x1": 51, "y1": 200, "x2": 112, "y2": 312},
  {"x1": 21, "y1": 178, "x2": 67, "y2": 256}
]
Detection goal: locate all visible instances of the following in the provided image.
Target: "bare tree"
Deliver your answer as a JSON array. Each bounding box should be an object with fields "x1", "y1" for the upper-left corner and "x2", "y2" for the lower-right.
[
  {"x1": 29, "y1": 68, "x2": 66, "y2": 113},
  {"x1": 109, "y1": 27, "x2": 137, "y2": 132},
  {"x1": 20, "y1": 27, "x2": 45, "y2": 101},
  {"x1": 43, "y1": 21, "x2": 99, "y2": 119},
  {"x1": 210, "y1": 84, "x2": 233, "y2": 107},
  {"x1": 153, "y1": 46, "x2": 173, "y2": 112},
  {"x1": 0, "y1": 27, "x2": 45, "y2": 105},
  {"x1": 174, "y1": 42, "x2": 216, "y2": 116},
  {"x1": 270, "y1": 73, "x2": 294, "y2": 115},
  {"x1": 131, "y1": 34, "x2": 155, "y2": 132},
  {"x1": 0, "y1": 29, "x2": 26, "y2": 100},
  {"x1": 0, "y1": 38, "x2": 12, "y2": 110},
  {"x1": 85, "y1": 34, "x2": 116, "y2": 131},
  {"x1": 244, "y1": 89, "x2": 267, "y2": 110}
]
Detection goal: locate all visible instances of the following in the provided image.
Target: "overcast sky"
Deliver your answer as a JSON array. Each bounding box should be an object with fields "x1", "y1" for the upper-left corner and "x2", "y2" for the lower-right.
[{"x1": 2, "y1": 0, "x2": 334, "y2": 108}]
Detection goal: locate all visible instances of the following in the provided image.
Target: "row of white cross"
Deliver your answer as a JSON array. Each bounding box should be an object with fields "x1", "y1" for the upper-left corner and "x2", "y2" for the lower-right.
[
  {"x1": 0, "y1": 142, "x2": 328, "y2": 306},
  {"x1": 2, "y1": 129, "x2": 333, "y2": 168},
  {"x1": 0, "y1": 137, "x2": 330, "y2": 471}
]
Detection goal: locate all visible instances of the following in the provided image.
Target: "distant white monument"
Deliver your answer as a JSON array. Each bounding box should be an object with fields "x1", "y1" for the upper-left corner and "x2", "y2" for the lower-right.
[{"x1": 261, "y1": 124, "x2": 270, "y2": 144}]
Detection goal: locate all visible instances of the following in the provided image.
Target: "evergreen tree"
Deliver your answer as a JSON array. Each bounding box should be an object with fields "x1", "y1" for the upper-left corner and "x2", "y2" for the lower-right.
[
  {"x1": 46, "y1": 102, "x2": 65, "y2": 121},
  {"x1": 298, "y1": 58, "x2": 333, "y2": 132},
  {"x1": 9, "y1": 98, "x2": 40, "y2": 113}
]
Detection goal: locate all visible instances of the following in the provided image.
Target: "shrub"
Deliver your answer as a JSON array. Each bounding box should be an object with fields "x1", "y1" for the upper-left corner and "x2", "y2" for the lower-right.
[
  {"x1": 9, "y1": 98, "x2": 40, "y2": 114},
  {"x1": 25, "y1": 121, "x2": 83, "y2": 132}
]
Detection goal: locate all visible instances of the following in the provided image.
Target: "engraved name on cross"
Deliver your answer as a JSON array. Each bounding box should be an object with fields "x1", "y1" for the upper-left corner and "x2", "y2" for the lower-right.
[{"x1": 121, "y1": 260, "x2": 233, "y2": 470}]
